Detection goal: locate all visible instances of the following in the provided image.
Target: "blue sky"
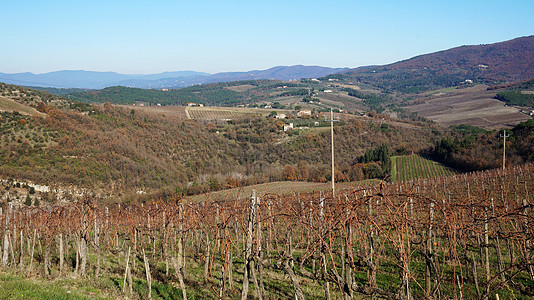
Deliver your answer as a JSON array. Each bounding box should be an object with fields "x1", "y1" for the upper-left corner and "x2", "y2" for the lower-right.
[{"x1": 1, "y1": 0, "x2": 533, "y2": 74}]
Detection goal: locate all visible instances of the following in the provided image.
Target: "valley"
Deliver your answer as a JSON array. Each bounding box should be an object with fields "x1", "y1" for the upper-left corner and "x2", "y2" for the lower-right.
[{"x1": 0, "y1": 34, "x2": 533, "y2": 299}]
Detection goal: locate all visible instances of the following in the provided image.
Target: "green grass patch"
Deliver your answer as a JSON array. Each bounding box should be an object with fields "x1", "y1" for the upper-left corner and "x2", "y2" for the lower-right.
[{"x1": 0, "y1": 272, "x2": 111, "y2": 299}]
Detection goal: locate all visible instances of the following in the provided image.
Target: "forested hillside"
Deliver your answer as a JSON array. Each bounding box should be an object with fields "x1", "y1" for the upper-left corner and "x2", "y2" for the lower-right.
[
  {"x1": 2, "y1": 82, "x2": 532, "y2": 203},
  {"x1": 67, "y1": 80, "x2": 312, "y2": 106},
  {"x1": 494, "y1": 78, "x2": 534, "y2": 108},
  {"x1": 0, "y1": 83, "x2": 446, "y2": 199},
  {"x1": 65, "y1": 78, "x2": 395, "y2": 117},
  {"x1": 339, "y1": 35, "x2": 534, "y2": 93},
  {"x1": 428, "y1": 120, "x2": 534, "y2": 171}
]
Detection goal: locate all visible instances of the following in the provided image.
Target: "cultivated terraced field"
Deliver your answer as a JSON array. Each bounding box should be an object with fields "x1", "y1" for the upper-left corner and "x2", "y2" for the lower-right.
[
  {"x1": 187, "y1": 107, "x2": 285, "y2": 120},
  {"x1": 406, "y1": 85, "x2": 530, "y2": 130},
  {"x1": 391, "y1": 154, "x2": 456, "y2": 182},
  {"x1": 123, "y1": 105, "x2": 275, "y2": 121},
  {"x1": 123, "y1": 105, "x2": 189, "y2": 119},
  {"x1": 188, "y1": 109, "x2": 260, "y2": 120}
]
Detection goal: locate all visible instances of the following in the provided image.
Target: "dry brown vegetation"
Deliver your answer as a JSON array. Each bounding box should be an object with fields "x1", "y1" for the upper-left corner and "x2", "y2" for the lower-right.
[
  {"x1": 343, "y1": 36, "x2": 534, "y2": 93},
  {"x1": 1, "y1": 83, "x2": 442, "y2": 197},
  {"x1": 186, "y1": 179, "x2": 382, "y2": 203},
  {"x1": 0, "y1": 164, "x2": 532, "y2": 299}
]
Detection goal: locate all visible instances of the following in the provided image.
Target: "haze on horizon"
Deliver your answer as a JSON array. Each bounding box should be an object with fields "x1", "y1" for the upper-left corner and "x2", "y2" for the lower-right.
[{"x1": 1, "y1": 0, "x2": 533, "y2": 75}]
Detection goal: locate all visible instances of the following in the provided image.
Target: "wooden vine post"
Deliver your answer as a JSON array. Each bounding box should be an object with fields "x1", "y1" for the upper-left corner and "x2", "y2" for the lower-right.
[{"x1": 241, "y1": 190, "x2": 258, "y2": 300}]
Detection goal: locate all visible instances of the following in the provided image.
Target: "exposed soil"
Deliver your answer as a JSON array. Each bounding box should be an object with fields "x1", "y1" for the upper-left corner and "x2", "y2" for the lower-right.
[
  {"x1": 406, "y1": 85, "x2": 531, "y2": 129},
  {"x1": 0, "y1": 96, "x2": 46, "y2": 117}
]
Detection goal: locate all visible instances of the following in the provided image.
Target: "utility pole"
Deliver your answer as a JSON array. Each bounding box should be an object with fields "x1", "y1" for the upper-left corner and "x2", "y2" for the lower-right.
[
  {"x1": 500, "y1": 129, "x2": 509, "y2": 170},
  {"x1": 325, "y1": 109, "x2": 339, "y2": 196}
]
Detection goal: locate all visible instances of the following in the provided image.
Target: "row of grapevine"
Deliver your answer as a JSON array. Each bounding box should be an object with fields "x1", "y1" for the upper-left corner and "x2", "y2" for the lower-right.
[
  {"x1": 188, "y1": 109, "x2": 260, "y2": 121},
  {"x1": 0, "y1": 164, "x2": 532, "y2": 299},
  {"x1": 392, "y1": 155, "x2": 456, "y2": 182}
]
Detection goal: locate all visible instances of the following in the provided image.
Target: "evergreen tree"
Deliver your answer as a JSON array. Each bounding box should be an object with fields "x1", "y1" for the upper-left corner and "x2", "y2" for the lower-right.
[{"x1": 24, "y1": 194, "x2": 32, "y2": 206}]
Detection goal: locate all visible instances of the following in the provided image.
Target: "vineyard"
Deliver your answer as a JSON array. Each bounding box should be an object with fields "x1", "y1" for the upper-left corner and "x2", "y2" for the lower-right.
[
  {"x1": 187, "y1": 108, "x2": 263, "y2": 121},
  {"x1": 391, "y1": 155, "x2": 457, "y2": 182},
  {"x1": 0, "y1": 164, "x2": 533, "y2": 299}
]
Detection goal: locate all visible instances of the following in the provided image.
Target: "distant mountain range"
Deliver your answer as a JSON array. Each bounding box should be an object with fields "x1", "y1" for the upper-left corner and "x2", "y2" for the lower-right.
[
  {"x1": 341, "y1": 35, "x2": 534, "y2": 92},
  {"x1": 0, "y1": 66, "x2": 349, "y2": 89},
  {"x1": 2, "y1": 36, "x2": 533, "y2": 92},
  {"x1": 0, "y1": 70, "x2": 209, "y2": 89}
]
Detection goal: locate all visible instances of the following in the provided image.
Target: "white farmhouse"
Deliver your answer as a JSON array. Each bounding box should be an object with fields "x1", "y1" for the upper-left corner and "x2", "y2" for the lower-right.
[
  {"x1": 297, "y1": 110, "x2": 312, "y2": 117},
  {"x1": 283, "y1": 123, "x2": 294, "y2": 132}
]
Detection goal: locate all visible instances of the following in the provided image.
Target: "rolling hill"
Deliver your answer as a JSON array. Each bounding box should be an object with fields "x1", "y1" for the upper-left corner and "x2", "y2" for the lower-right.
[
  {"x1": 405, "y1": 85, "x2": 531, "y2": 130},
  {"x1": 338, "y1": 35, "x2": 534, "y2": 93},
  {"x1": 0, "y1": 65, "x2": 347, "y2": 89},
  {"x1": 0, "y1": 82, "x2": 444, "y2": 198},
  {"x1": 65, "y1": 79, "x2": 348, "y2": 108},
  {"x1": 1, "y1": 81, "x2": 533, "y2": 206}
]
